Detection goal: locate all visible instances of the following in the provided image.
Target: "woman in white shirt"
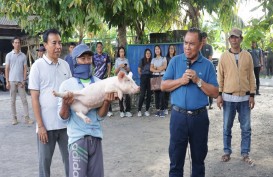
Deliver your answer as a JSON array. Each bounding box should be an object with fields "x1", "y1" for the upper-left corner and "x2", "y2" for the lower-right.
[{"x1": 150, "y1": 45, "x2": 167, "y2": 117}]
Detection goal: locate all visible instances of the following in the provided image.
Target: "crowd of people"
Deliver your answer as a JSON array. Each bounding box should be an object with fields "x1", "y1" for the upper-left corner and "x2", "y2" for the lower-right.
[{"x1": 3, "y1": 26, "x2": 269, "y2": 177}]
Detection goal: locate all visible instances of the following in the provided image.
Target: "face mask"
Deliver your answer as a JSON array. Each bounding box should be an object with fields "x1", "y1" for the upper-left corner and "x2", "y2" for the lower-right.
[{"x1": 73, "y1": 64, "x2": 91, "y2": 79}]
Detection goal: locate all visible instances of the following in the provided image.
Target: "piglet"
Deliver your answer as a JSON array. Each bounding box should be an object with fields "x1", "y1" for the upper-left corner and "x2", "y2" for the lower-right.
[{"x1": 53, "y1": 71, "x2": 139, "y2": 123}]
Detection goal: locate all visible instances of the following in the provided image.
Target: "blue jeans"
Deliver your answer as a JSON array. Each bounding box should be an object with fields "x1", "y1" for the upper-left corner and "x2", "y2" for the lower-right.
[
  {"x1": 169, "y1": 107, "x2": 209, "y2": 177},
  {"x1": 223, "y1": 100, "x2": 251, "y2": 155}
]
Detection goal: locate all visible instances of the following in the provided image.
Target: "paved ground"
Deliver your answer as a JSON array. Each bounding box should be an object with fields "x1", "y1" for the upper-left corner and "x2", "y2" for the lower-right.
[{"x1": 0, "y1": 81, "x2": 273, "y2": 177}]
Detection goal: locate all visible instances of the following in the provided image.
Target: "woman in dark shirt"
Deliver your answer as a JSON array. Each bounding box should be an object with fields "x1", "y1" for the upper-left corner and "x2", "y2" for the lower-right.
[{"x1": 137, "y1": 49, "x2": 152, "y2": 117}]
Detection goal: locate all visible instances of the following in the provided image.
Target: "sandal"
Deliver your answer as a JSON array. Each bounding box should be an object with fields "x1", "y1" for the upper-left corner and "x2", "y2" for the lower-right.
[
  {"x1": 221, "y1": 154, "x2": 231, "y2": 162},
  {"x1": 242, "y1": 155, "x2": 255, "y2": 166}
]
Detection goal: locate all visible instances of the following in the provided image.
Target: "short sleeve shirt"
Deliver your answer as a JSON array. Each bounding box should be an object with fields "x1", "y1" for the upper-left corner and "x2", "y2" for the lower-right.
[
  {"x1": 28, "y1": 55, "x2": 72, "y2": 132},
  {"x1": 114, "y1": 57, "x2": 130, "y2": 74},
  {"x1": 138, "y1": 58, "x2": 151, "y2": 75},
  {"x1": 163, "y1": 53, "x2": 218, "y2": 110},
  {"x1": 57, "y1": 77, "x2": 103, "y2": 146},
  {"x1": 151, "y1": 57, "x2": 167, "y2": 75},
  {"x1": 201, "y1": 44, "x2": 213, "y2": 59},
  {"x1": 92, "y1": 53, "x2": 110, "y2": 79},
  {"x1": 5, "y1": 50, "x2": 27, "y2": 82}
]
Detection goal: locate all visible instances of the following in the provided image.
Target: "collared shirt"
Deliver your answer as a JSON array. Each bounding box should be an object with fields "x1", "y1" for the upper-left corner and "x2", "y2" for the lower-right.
[
  {"x1": 5, "y1": 50, "x2": 27, "y2": 82},
  {"x1": 92, "y1": 53, "x2": 110, "y2": 79},
  {"x1": 114, "y1": 57, "x2": 130, "y2": 74},
  {"x1": 28, "y1": 55, "x2": 72, "y2": 132},
  {"x1": 163, "y1": 53, "x2": 218, "y2": 110},
  {"x1": 57, "y1": 76, "x2": 103, "y2": 146},
  {"x1": 151, "y1": 57, "x2": 167, "y2": 75}
]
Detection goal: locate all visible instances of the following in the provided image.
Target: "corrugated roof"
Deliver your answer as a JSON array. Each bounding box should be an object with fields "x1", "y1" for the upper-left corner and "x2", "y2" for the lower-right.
[{"x1": 0, "y1": 17, "x2": 18, "y2": 26}]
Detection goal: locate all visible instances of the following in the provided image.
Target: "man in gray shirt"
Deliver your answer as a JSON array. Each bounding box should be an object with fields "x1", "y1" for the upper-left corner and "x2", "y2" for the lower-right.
[
  {"x1": 249, "y1": 41, "x2": 263, "y2": 95},
  {"x1": 5, "y1": 36, "x2": 34, "y2": 125}
]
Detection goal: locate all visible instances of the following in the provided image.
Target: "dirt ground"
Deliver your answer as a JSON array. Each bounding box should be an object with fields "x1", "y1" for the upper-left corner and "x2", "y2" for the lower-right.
[{"x1": 0, "y1": 85, "x2": 273, "y2": 177}]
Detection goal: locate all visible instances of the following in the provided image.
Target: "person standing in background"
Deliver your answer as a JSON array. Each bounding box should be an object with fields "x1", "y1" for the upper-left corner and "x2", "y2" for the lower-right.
[
  {"x1": 36, "y1": 46, "x2": 46, "y2": 59},
  {"x1": 201, "y1": 32, "x2": 214, "y2": 109},
  {"x1": 150, "y1": 45, "x2": 167, "y2": 118},
  {"x1": 137, "y1": 48, "x2": 152, "y2": 117},
  {"x1": 164, "y1": 44, "x2": 176, "y2": 115},
  {"x1": 114, "y1": 46, "x2": 133, "y2": 118},
  {"x1": 248, "y1": 41, "x2": 263, "y2": 95},
  {"x1": 92, "y1": 42, "x2": 113, "y2": 116},
  {"x1": 64, "y1": 42, "x2": 77, "y2": 74},
  {"x1": 28, "y1": 29, "x2": 71, "y2": 177},
  {"x1": 5, "y1": 36, "x2": 34, "y2": 125},
  {"x1": 217, "y1": 28, "x2": 255, "y2": 166}
]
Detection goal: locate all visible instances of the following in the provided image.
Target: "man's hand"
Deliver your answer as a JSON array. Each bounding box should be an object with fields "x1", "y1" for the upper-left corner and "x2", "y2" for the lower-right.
[
  {"x1": 249, "y1": 97, "x2": 255, "y2": 109},
  {"x1": 217, "y1": 95, "x2": 223, "y2": 110},
  {"x1": 6, "y1": 82, "x2": 10, "y2": 90},
  {"x1": 62, "y1": 92, "x2": 74, "y2": 106},
  {"x1": 38, "y1": 126, "x2": 48, "y2": 144},
  {"x1": 104, "y1": 92, "x2": 118, "y2": 102},
  {"x1": 185, "y1": 69, "x2": 199, "y2": 83},
  {"x1": 180, "y1": 73, "x2": 190, "y2": 85}
]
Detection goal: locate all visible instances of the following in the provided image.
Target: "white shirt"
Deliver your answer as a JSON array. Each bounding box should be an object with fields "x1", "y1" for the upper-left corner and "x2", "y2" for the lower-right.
[{"x1": 28, "y1": 55, "x2": 72, "y2": 132}]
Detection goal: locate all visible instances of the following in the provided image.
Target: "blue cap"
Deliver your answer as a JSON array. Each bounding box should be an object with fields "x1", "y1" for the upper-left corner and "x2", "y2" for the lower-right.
[{"x1": 72, "y1": 44, "x2": 93, "y2": 60}]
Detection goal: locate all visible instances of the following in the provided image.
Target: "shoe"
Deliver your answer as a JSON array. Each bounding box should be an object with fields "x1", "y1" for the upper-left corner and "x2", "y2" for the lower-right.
[
  {"x1": 256, "y1": 91, "x2": 261, "y2": 95},
  {"x1": 155, "y1": 110, "x2": 160, "y2": 117},
  {"x1": 107, "y1": 111, "x2": 113, "y2": 117},
  {"x1": 241, "y1": 154, "x2": 255, "y2": 166},
  {"x1": 120, "y1": 112, "x2": 125, "y2": 118},
  {"x1": 137, "y1": 111, "x2": 142, "y2": 117},
  {"x1": 125, "y1": 112, "x2": 132, "y2": 117},
  {"x1": 24, "y1": 116, "x2": 34, "y2": 124},
  {"x1": 164, "y1": 109, "x2": 168, "y2": 115},
  {"x1": 144, "y1": 111, "x2": 150, "y2": 117},
  {"x1": 208, "y1": 106, "x2": 213, "y2": 109},
  {"x1": 12, "y1": 118, "x2": 18, "y2": 125},
  {"x1": 159, "y1": 110, "x2": 165, "y2": 118}
]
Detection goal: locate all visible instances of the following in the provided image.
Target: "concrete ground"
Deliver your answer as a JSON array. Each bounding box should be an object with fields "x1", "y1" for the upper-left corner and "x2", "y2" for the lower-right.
[{"x1": 0, "y1": 80, "x2": 273, "y2": 177}]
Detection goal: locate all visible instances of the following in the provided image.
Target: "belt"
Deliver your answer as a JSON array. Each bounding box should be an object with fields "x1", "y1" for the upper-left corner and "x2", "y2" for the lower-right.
[
  {"x1": 172, "y1": 105, "x2": 207, "y2": 115},
  {"x1": 225, "y1": 91, "x2": 250, "y2": 95}
]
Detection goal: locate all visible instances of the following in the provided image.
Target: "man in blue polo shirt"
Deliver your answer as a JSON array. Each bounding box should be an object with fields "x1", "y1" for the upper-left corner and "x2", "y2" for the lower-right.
[{"x1": 161, "y1": 27, "x2": 219, "y2": 177}]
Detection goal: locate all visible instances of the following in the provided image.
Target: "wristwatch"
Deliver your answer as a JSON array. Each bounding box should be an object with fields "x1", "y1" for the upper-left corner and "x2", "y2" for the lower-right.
[{"x1": 197, "y1": 78, "x2": 202, "y2": 88}]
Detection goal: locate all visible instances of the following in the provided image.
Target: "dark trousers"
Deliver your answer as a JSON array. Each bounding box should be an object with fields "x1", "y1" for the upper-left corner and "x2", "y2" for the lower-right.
[
  {"x1": 154, "y1": 90, "x2": 165, "y2": 110},
  {"x1": 209, "y1": 97, "x2": 213, "y2": 106},
  {"x1": 37, "y1": 129, "x2": 69, "y2": 177},
  {"x1": 169, "y1": 108, "x2": 209, "y2": 177},
  {"x1": 165, "y1": 92, "x2": 170, "y2": 109},
  {"x1": 138, "y1": 75, "x2": 151, "y2": 111},
  {"x1": 119, "y1": 94, "x2": 131, "y2": 112},
  {"x1": 254, "y1": 67, "x2": 260, "y2": 92},
  {"x1": 68, "y1": 136, "x2": 103, "y2": 177}
]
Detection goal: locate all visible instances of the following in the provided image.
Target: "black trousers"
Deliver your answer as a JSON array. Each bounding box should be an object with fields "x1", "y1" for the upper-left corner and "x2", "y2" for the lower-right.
[
  {"x1": 119, "y1": 94, "x2": 131, "y2": 112},
  {"x1": 138, "y1": 74, "x2": 151, "y2": 111},
  {"x1": 254, "y1": 67, "x2": 260, "y2": 92}
]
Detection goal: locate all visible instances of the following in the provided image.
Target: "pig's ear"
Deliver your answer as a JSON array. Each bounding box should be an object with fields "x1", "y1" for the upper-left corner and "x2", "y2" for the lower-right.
[
  {"x1": 128, "y1": 72, "x2": 133, "y2": 78},
  {"x1": 118, "y1": 71, "x2": 125, "y2": 80}
]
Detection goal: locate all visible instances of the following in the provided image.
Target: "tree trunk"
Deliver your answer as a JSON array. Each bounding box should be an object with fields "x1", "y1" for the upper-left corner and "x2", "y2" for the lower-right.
[
  {"x1": 118, "y1": 24, "x2": 127, "y2": 47},
  {"x1": 134, "y1": 20, "x2": 145, "y2": 44}
]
